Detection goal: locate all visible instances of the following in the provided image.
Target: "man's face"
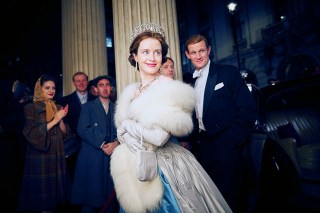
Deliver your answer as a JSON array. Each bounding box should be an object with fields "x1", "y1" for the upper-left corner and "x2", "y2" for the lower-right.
[
  {"x1": 185, "y1": 40, "x2": 211, "y2": 70},
  {"x1": 161, "y1": 59, "x2": 175, "y2": 79},
  {"x1": 89, "y1": 85, "x2": 98, "y2": 96},
  {"x1": 73, "y1": 74, "x2": 88, "y2": 93},
  {"x1": 96, "y1": 79, "x2": 111, "y2": 99}
]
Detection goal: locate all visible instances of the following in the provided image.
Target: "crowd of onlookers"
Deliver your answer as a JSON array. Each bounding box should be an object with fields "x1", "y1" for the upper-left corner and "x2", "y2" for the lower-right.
[
  {"x1": 1, "y1": 25, "x2": 260, "y2": 213},
  {"x1": 0, "y1": 62, "x2": 180, "y2": 213}
]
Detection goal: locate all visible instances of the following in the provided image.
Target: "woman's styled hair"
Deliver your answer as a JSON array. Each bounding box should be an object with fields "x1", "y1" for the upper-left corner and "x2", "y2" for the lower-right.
[
  {"x1": 40, "y1": 73, "x2": 57, "y2": 86},
  {"x1": 128, "y1": 31, "x2": 169, "y2": 69}
]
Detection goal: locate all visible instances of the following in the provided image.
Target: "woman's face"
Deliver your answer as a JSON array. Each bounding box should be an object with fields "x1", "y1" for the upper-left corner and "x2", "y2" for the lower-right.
[
  {"x1": 41, "y1": 80, "x2": 56, "y2": 100},
  {"x1": 134, "y1": 38, "x2": 162, "y2": 75}
]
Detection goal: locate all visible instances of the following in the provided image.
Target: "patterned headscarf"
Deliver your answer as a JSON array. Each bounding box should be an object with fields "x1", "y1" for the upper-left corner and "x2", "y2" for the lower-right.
[{"x1": 33, "y1": 76, "x2": 58, "y2": 122}]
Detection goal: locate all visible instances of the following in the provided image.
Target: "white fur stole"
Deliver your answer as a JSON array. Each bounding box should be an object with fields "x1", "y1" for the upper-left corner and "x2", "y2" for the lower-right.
[{"x1": 111, "y1": 77, "x2": 196, "y2": 212}]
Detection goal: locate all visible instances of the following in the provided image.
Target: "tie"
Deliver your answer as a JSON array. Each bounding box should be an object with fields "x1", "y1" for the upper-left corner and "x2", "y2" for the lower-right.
[
  {"x1": 193, "y1": 70, "x2": 202, "y2": 78},
  {"x1": 81, "y1": 96, "x2": 86, "y2": 104}
]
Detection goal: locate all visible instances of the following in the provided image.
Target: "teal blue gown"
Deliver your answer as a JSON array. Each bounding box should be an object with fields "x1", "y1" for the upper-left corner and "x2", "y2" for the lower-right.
[{"x1": 119, "y1": 168, "x2": 181, "y2": 213}]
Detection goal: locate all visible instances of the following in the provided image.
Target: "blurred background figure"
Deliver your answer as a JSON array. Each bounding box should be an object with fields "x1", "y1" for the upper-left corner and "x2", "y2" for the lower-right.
[
  {"x1": 109, "y1": 85, "x2": 117, "y2": 103},
  {"x1": 56, "y1": 71, "x2": 96, "y2": 212},
  {"x1": 0, "y1": 74, "x2": 24, "y2": 211},
  {"x1": 57, "y1": 71, "x2": 95, "y2": 136},
  {"x1": 160, "y1": 57, "x2": 175, "y2": 79},
  {"x1": 88, "y1": 78, "x2": 99, "y2": 97}
]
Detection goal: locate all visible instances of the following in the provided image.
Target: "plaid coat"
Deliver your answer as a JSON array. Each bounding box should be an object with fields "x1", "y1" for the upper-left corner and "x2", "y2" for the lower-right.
[{"x1": 17, "y1": 102, "x2": 69, "y2": 212}]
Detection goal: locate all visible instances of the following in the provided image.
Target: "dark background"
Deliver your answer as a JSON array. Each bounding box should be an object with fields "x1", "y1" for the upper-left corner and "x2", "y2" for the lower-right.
[{"x1": 1, "y1": 1, "x2": 62, "y2": 89}]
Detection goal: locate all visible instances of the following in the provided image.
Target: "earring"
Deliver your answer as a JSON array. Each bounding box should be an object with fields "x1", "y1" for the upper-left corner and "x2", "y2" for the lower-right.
[{"x1": 135, "y1": 61, "x2": 139, "y2": 71}]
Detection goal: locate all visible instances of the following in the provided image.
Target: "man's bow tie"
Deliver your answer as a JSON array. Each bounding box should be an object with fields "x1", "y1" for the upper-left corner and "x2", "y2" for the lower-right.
[{"x1": 193, "y1": 70, "x2": 202, "y2": 78}]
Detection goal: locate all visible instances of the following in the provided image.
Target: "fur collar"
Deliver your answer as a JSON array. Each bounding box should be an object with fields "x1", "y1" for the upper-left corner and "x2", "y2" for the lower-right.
[{"x1": 115, "y1": 76, "x2": 196, "y2": 137}]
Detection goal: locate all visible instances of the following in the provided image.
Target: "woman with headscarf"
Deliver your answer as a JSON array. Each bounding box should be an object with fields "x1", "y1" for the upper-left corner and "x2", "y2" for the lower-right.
[
  {"x1": 17, "y1": 74, "x2": 70, "y2": 213},
  {"x1": 110, "y1": 23, "x2": 232, "y2": 213}
]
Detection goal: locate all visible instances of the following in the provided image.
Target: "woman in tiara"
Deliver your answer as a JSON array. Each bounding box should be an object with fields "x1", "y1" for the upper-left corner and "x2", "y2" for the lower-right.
[{"x1": 110, "y1": 23, "x2": 232, "y2": 213}]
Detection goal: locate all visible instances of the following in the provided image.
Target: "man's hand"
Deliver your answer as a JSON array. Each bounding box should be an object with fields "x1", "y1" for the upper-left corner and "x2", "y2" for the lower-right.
[{"x1": 102, "y1": 140, "x2": 119, "y2": 155}]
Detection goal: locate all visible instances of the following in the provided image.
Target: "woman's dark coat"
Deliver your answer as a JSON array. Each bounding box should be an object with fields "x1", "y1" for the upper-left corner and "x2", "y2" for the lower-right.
[{"x1": 17, "y1": 102, "x2": 68, "y2": 211}]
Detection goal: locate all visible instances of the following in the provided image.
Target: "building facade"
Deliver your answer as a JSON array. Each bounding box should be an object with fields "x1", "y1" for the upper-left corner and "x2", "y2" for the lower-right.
[
  {"x1": 2, "y1": 0, "x2": 320, "y2": 95},
  {"x1": 176, "y1": 0, "x2": 320, "y2": 88}
]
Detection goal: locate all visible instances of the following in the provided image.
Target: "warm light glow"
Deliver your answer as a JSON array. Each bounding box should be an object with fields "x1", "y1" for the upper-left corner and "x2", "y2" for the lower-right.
[{"x1": 227, "y1": 2, "x2": 237, "y2": 14}]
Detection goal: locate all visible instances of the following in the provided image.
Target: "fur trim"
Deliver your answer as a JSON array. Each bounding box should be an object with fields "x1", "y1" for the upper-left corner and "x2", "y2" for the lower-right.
[
  {"x1": 114, "y1": 83, "x2": 139, "y2": 127},
  {"x1": 112, "y1": 78, "x2": 196, "y2": 212},
  {"x1": 115, "y1": 79, "x2": 196, "y2": 137},
  {"x1": 111, "y1": 144, "x2": 163, "y2": 213}
]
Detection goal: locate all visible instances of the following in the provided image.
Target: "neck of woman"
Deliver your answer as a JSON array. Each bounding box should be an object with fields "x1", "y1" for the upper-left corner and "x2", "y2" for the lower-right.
[
  {"x1": 141, "y1": 73, "x2": 159, "y2": 87},
  {"x1": 134, "y1": 75, "x2": 159, "y2": 99}
]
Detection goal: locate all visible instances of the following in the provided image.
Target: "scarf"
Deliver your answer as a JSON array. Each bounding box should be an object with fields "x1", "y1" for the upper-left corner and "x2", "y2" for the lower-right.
[{"x1": 33, "y1": 77, "x2": 58, "y2": 122}]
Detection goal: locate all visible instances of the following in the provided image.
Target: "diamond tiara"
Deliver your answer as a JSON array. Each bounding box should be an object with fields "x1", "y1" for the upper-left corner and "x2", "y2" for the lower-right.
[{"x1": 130, "y1": 23, "x2": 165, "y2": 43}]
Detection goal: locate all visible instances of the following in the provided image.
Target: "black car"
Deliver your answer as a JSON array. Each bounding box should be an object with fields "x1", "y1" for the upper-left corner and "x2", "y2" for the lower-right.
[{"x1": 249, "y1": 74, "x2": 320, "y2": 213}]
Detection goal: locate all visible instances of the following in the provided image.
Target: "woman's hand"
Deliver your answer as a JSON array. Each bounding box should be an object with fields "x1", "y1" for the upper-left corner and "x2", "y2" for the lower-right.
[
  {"x1": 47, "y1": 104, "x2": 69, "y2": 130},
  {"x1": 55, "y1": 104, "x2": 68, "y2": 121}
]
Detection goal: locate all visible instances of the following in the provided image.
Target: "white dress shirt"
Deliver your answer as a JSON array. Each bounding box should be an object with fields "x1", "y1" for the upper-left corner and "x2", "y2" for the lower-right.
[
  {"x1": 77, "y1": 92, "x2": 88, "y2": 104},
  {"x1": 194, "y1": 60, "x2": 211, "y2": 131},
  {"x1": 102, "y1": 100, "x2": 109, "y2": 114}
]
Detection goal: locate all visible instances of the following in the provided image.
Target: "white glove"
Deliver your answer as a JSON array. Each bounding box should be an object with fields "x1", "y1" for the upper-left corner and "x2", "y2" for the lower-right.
[
  {"x1": 117, "y1": 120, "x2": 147, "y2": 153},
  {"x1": 122, "y1": 131, "x2": 147, "y2": 153},
  {"x1": 120, "y1": 119, "x2": 170, "y2": 147},
  {"x1": 117, "y1": 123, "x2": 126, "y2": 144}
]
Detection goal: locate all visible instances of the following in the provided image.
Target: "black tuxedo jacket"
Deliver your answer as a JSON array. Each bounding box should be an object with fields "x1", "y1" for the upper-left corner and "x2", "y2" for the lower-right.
[
  {"x1": 189, "y1": 63, "x2": 257, "y2": 151},
  {"x1": 57, "y1": 91, "x2": 96, "y2": 136},
  {"x1": 186, "y1": 62, "x2": 258, "y2": 212}
]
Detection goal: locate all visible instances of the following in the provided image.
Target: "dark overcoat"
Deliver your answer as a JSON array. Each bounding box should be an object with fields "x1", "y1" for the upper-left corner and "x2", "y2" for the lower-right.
[
  {"x1": 57, "y1": 91, "x2": 95, "y2": 136},
  {"x1": 56, "y1": 91, "x2": 96, "y2": 179},
  {"x1": 71, "y1": 98, "x2": 117, "y2": 208},
  {"x1": 17, "y1": 102, "x2": 68, "y2": 212}
]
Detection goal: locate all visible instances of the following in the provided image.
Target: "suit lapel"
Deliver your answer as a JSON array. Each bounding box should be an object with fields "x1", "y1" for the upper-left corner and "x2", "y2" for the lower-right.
[
  {"x1": 71, "y1": 92, "x2": 81, "y2": 107},
  {"x1": 88, "y1": 93, "x2": 96, "y2": 101},
  {"x1": 203, "y1": 63, "x2": 218, "y2": 115},
  {"x1": 94, "y1": 98, "x2": 107, "y2": 132}
]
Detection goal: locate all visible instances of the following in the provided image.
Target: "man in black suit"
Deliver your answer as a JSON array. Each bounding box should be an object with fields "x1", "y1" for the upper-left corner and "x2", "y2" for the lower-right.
[
  {"x1": 58, "y1": 72, "x2": 96, "y2": 136},
  {"x1": 185, "y1": 34, "x2": 257, "y2": 213},
  {"x1": 57, "y1": 72, "x2": 96, "y2": 184}
]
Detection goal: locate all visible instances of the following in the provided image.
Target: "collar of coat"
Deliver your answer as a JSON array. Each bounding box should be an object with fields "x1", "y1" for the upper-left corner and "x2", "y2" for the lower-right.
[{"x1": 115, "y1": 78, "x2": 196, "y2": 137}]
